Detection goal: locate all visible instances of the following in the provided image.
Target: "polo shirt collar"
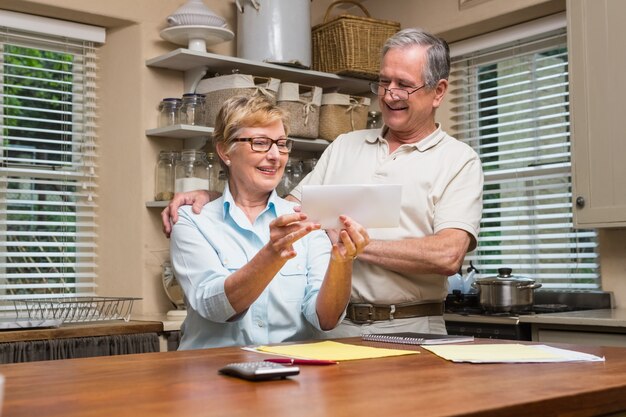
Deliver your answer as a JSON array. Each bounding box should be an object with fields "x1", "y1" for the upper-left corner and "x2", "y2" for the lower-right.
[{"x1": 372, "y1": 123, "x2": 445, "y2": 152}]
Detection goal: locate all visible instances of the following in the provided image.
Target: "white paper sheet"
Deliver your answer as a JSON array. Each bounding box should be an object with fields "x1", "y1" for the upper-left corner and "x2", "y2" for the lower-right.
[
  {"x1": 422, "y1": 344, "x2": 605, "y2": 363},
  {"x1": 301, "y1": 184, "x2": 402, "y2": 229}
]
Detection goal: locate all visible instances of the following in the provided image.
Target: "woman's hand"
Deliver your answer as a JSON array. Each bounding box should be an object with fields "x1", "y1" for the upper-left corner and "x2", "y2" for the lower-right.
[
  {"x1": 224, "y1": 210, "x2": 319, "y2": 315},
  {"x1": 329, "y1": 215, "x2": 370, "y2": 263},
  {"x1": 267, "y1": 211, "x2": 321, "y2": 260}
]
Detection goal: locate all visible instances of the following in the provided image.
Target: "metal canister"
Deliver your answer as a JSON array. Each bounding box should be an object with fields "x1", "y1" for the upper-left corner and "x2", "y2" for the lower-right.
[{"x1": 235, "y1": 0, "x2": 312, "y2": 68}]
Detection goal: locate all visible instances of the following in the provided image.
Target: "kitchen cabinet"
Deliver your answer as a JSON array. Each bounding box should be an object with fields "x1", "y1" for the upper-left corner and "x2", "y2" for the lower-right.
[
  {"x1": 568, "y1": 0, "x2": 626, "y2": 228},
  {"x1": 521, "y1": 308, "x2": 626, "y2": 347},
  {"x1": 144, "y1": 48, "x2": 371, "y2": 207},
  {"x1": 0, "y1": 320, "x2": 163, "y2": 363},
  {"x1": 533, "y1": 327, "x2": 626, "y2": 347}
]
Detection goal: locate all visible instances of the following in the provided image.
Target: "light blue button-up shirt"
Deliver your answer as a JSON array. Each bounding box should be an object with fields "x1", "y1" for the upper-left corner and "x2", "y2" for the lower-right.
[{"x1": 170, "y1": 186, "x2": 334, "y2": 349}]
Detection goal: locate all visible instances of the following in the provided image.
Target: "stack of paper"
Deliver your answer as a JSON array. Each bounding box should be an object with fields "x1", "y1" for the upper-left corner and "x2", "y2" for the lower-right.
[
  {"x1": 422, "y1": 344, "x2": 605, "y2": 363},
  {"x1": 246, "y1": 341, "x2": 604, "y2": 364}
]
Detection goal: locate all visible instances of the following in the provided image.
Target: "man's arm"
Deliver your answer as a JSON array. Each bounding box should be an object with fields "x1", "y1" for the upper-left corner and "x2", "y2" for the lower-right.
[
  {"x1": 361, "y1": 150, "x2": 481, "y2": 277},
  {"x1": 294, "y1": 191, "x2": 471, "y2": 277},
  {"x1": 336, "y1": 228, "x2": 471, "y2": 277}
]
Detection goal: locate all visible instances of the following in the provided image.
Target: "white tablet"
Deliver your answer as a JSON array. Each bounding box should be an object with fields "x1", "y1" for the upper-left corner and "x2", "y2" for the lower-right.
[{"x1": 301, "y1": 184, "x2": 402, "y2": 229}]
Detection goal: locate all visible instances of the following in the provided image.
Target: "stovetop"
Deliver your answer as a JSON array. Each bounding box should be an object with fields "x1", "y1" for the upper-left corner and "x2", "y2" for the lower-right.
[
  {"x1": 446, "y1": 303, "x2": 572, "y2": 317},
  {"x1": 444, "y1": 291, "x2": 612, "y2": 339},
  {"x1": 444, "y1": 290, "x2": 612, "y2": 319}
]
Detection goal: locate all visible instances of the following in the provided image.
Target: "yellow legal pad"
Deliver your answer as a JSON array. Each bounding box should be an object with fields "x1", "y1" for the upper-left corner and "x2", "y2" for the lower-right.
[{"x1": 256, "y1": 340, "x2": 418, "y2": 361}]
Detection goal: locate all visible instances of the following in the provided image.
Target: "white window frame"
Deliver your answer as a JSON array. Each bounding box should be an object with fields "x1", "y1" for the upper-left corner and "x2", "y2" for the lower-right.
[
  {"x1": 0, "y1": 11, "x2": 105, "y2": 313},
  {"x1": 449, "y1": 14, "x2": 600, "y2": 289}
]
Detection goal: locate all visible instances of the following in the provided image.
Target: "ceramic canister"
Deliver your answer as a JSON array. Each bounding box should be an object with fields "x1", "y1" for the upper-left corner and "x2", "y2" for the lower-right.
[{"x1": 235, "y1": 0, "x2": 311, "y2": 68}]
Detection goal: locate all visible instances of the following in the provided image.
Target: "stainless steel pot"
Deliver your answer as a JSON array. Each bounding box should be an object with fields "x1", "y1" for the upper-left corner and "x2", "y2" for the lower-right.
[{"x1": 473, "y1": 268, "x2": 542, "y2": 313}]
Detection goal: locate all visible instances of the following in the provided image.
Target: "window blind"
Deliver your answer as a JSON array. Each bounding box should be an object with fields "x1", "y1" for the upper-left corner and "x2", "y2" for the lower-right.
[
  {"x1": 449, "y1": 25, "x2": 600, "y2": 289},
  {"x1": 0, "y1": 22, "x2": 100, "y2": 313}
]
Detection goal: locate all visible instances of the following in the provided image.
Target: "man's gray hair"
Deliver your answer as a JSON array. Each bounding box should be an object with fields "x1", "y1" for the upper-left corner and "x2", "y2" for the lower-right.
[{"x1": 381, "y1": 28, "x2": 450, "y2": 89}]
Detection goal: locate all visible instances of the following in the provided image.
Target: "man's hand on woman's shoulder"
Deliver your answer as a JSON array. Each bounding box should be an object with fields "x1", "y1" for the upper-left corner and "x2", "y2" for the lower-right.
[{"x1": 161, "y1": 190, "x2": 212, "y2": 237}]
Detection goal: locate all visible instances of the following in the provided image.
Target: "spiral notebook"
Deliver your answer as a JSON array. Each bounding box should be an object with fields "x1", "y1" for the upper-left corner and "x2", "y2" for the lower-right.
[{"x1": 362, "y1": 332, "x2": 474, "y2": 346}]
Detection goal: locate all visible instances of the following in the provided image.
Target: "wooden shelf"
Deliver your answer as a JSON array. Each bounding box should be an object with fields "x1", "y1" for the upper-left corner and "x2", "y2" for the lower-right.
[
  {"x1": 145, "y1": 51, "x2": 342, "y2": 208},
  {"x1": 146, "y1": 49, "x2": 371, "y2": 94},
  {"x1": 146, "y1": 201, "x2": 169, "y2": 208},
  {"x1": 290, "y1": 137, "x2": 330, "y2": 152}
]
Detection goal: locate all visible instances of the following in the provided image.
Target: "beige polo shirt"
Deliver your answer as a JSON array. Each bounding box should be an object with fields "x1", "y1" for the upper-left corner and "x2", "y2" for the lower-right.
[{"x1": 290, "y1": 124, "x2": 483, "y2": 305}]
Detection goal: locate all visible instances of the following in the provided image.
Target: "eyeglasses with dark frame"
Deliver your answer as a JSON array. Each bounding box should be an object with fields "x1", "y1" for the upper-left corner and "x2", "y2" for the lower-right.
[
  {"x1": 232, "y1": 136, "x2": 293, "y2": 154},
  {"x1": 369, "y1": 81, "x2": 427, "y2": 100}
]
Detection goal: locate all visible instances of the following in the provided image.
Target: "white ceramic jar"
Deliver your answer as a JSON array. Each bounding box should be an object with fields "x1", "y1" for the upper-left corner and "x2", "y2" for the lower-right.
[{"x1": 235, "y1": 0, "x2": 311, "y2": 68}]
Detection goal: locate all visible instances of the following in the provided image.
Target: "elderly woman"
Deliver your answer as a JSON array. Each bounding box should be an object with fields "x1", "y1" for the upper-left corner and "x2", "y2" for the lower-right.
[{"x1": 170, "y1": 95, "x2": 369, "y2": 349}]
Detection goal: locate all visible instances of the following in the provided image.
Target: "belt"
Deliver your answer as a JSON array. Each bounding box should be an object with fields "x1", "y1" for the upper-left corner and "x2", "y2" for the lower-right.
[{"x1": 345, "y1": 302, "x2": 444, "y2": 324}]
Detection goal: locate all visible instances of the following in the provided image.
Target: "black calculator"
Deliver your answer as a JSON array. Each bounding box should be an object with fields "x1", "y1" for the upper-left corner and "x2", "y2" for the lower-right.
[{"x1": 218, "y1": 361, "x2": 300, "y2": 381}]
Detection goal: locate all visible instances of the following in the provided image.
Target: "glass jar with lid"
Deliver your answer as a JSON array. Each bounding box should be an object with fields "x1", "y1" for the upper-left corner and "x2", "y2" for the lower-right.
[
  {"x1": 158, "y1": 98, "x2": 182, "y2": 128},
  {"x1": 367, "y1": 111, "x2": 382, "y2": 129},
  {"x1": 175, "y1": 150, "x2": 210, "y2": 193},
  {"x1": 291, "y1": 158, "x2": 304, "y2": 185},
  {"x1": 302, "y1": 157, "x2": 318, "y2": 177},
  {"x1": 276, "y1": 159, "x2": 293, "y2": 197},
  {"x1": 155, "y1": 150, "x2": 179, "y2": 201},
  {"x1": 179, "y1": 93, "x2": 206, "y2": 126},
  {"x1": 215, "y1": 169, "x2": 227, "y2": 194},
  {"x1": 206, "y1": 152, "x2": 222, "y2": 193}
]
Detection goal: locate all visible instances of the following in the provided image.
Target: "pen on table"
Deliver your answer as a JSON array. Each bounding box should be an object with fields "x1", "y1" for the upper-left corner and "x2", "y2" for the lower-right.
[{"x1": 265, "y1": 358, "x2": 337, "y2": 366}]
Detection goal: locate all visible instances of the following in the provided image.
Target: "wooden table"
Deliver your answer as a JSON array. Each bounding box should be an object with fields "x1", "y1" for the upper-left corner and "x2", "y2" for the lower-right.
[{"x1": 1, "y1": 338, "x2": 626, "y2": 417}]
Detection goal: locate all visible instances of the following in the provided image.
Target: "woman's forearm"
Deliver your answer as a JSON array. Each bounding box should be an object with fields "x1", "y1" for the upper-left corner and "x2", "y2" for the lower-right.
[
  {"x1": 315, "y1": 258, "x2": 353, "y2": 330},
  {"x1": 223, "y1": 245, "x2": 285, "y2": 313}
]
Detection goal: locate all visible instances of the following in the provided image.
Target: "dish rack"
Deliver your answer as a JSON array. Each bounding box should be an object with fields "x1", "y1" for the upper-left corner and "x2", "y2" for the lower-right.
[{"x1": 13, "y1": 297, "x2": 141, "y2": 323}]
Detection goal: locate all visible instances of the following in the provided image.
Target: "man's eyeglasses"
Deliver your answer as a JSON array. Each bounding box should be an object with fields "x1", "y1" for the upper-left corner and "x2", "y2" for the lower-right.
[
  {"x1": 232, "y1": 137, "x2": 293, "y2": 154},
  {"x1": 370, "y1": 81, "x2": 426, "y2": 101}
]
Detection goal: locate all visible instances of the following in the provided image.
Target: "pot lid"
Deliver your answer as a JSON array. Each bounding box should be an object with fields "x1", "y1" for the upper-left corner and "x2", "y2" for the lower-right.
[{"x1": 474, "y1": 267, "x2": 536, "y2": 285}]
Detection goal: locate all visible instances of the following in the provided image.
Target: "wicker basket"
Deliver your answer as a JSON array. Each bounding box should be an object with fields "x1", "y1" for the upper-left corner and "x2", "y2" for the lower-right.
[
  {"x1": 277, "y1": 82, "x2": 322, "y2": 139},
  {"x1": 318, "y1": 93, "x2": 370, "y2": 141},
  {"x1": 312, "y1": 0, "x2": 400, "y2": 80},
  {"x1": 196, "y1": 74, "x2": 281, "y2": 127}
]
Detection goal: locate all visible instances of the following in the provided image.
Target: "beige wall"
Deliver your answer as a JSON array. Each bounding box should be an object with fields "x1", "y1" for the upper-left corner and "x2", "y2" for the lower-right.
[
  {"x1": 2, "y1": 0, "x2": 624, "y2": 313},
  {"x1": 2, "y1": 0, "x2": 236, "y2": 314}
]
